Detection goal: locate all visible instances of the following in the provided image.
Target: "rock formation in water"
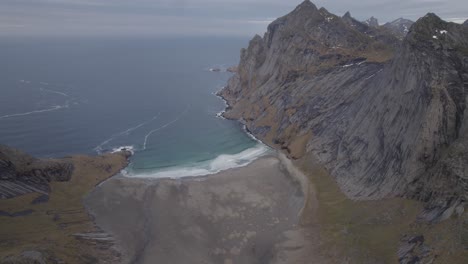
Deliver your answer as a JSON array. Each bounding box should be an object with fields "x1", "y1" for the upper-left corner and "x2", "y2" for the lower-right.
[
  {"x1": 220, "y1": 0, "x2": 468, "y2": 222},
  {"x1": 0, "y1": 145, "x2": 74, "y2": 199}
]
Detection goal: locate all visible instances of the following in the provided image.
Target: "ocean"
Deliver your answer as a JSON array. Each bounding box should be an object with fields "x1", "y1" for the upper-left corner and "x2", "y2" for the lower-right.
[{"x1": 0, "y1": 36, "x2": 269, "y2": 178}]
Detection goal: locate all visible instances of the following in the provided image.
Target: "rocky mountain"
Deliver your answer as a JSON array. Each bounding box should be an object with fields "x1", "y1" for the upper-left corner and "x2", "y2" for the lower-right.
[
  {"x1": 0, "y1": 145, "x2": 74, "y2": 199},
  {"x1": 364, "y1": 16, "x2": 379, "y2": 28},
  {"x1": 383, "y1": 17, "x2": 415, "y2": 38},
  {"x1": 341, "y1": 11, "x2": 401, "y2": 49},
  {"x1": 464, "y1": 19, "x2": 468, "y2": 26},
  {"x1": 220, "y1": 0, "x2": 468, "y2": 222}
]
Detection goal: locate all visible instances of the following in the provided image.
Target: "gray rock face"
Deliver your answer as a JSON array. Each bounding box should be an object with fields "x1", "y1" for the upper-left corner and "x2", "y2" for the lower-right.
[
  {"x1": 464, "y1": 19, "x2": 468, "y2": 26},
  {"x1": 398, "y1": 235, "x2": 435, "y2": 264},
  {"x1": 0, "y1": 145, "x2": 74, "y2": 199},
  {"x1": 364, "y1": 16, "x2": 379, "y2": 28},
  {"x1": 383, "y1": 18, "x2": 415, "y2": 38},
  {"x1": 221, "y1": 1, "x2": 468, "y2": 219}
]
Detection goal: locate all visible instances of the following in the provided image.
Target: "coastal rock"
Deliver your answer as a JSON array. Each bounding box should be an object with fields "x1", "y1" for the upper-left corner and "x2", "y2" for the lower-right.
[
  {"x1": 0, "y1": 145, "x2": 74, "y2": 199},
  {"x1": 221, "y1": 1, "x2": 468, "y2": 218},
  {"x1": 0, "y1": 147, "x2": 131, "y2": 263},
  {"x1": 227, "y1": 66, "x2": 238, "y2": 73}
]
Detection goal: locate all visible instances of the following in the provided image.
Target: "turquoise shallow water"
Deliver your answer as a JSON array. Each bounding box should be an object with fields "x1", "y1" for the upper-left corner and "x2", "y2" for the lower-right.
[{"x1": 0, "y1": 36, "x2": 269, "y2": 178}]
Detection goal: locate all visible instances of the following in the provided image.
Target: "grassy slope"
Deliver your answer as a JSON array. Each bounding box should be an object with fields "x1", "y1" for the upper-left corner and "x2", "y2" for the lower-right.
[
  {"x1": 0, "y1": 153, "x2": 129, "y2": 263},
  {"x1": 296, "y1": 152, "x2": 468, "y2": 263}
]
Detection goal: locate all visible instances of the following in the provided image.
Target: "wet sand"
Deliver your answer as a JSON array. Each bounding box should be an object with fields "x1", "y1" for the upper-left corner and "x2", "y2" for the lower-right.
[{"x1": 85, "y1": 154, "x2": 320, "y2": 264}]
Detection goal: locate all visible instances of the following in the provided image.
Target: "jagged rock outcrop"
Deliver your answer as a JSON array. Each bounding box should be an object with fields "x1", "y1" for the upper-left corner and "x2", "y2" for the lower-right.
[
  {"x1": 364, "y1": 16, "x2": 379, "y2": 28},
  {"x1": 341, "y1": 12, "x2": 401, "y2": 49},
  {"x1": 383, "y1": 18, "x2": 415, "y2": 38},
  {"x1": 398, "y1": 235, "x2": 435, "y2": 264},
  {"x1": 221, "y1": 0, "x2": 468, "y2": 220},
  {"x1": 0, "y1": 145, "x2": 74, "y2": 199}
]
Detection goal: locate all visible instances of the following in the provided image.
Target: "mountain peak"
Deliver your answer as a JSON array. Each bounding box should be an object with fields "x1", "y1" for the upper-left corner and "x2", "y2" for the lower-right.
[
  {"x1": 294, "y1": 0, "x2": 318, "y2": 12},
  {"x1": 463, "y1": 19, "x2": 468, "y2": 26},
  {"x1": 343, "y1": 11, "x2": 352, "y2": 19},
  {"x1": 406, "y1": 13, "x2": 454, "y2": 44},
  {"x1": 412, "y1": 13, "x2": 443, "y2": 30},
  {"x1": 319, "y1": 7, "x2": 330, "y2": 14},
  {"x1": 383, "y1": 17, "x2": 414, "y2": 38},
  {"x1": 365, "y1": 16, "x2": 379, "y2": 27}
]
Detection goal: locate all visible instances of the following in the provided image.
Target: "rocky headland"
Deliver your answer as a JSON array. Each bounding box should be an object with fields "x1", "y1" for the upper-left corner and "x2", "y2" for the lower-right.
[
  {"x1": 220, "y1": 0, "x2": 468, "y2": 262},
  {"x1": 0, "y1": 145, "x2": 131, "y2": 263}
]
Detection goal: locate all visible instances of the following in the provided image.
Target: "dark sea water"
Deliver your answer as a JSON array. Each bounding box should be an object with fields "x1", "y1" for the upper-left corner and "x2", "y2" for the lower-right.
[{"x1": 0, "y1": 36, "x2": 269, "y2": 178}]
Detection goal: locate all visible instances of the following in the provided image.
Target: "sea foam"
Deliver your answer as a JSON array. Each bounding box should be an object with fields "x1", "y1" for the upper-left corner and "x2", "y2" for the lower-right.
[
  {"x1": 124, "y1": 143, "x2": 270, "y2": 179},
  {"x1": 111, "y1": 145, "x2": 135, "y2": 155},
  {"x1": 0, "y1": 104, "x2": 69, "y2": 120}
]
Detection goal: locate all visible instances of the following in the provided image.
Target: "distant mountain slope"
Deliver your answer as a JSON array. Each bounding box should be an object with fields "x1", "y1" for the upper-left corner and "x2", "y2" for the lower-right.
[
  {"x1": 221, "y1": 0, "x2": 468, "y2": 222},
  {"x1": 364, "y1": 16, "x2": 379, "y2": 27},
  {"x1": 383, "y1": 18, "x2": 415, "y2": 38}
]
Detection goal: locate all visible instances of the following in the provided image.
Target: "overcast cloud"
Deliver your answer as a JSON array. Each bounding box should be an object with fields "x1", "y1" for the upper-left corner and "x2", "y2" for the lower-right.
[{"x1": 0, "y1": 0, "x2": 467, "y2": 37}]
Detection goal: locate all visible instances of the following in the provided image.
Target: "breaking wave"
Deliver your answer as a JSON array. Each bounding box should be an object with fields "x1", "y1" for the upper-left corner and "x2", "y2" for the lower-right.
[
  {"x1": 94, "y1": 113, "x2": 161, "y2": 154},
  {"x1": 0, "y1": 104, "x2": 69, "y2": 120},
  {"x1": 111, "y1": 145, "x2": 136, "y2": 155},
  {"x1": 142, "y1": 105, "x2": 190, "y2": 150},
  {"x1": 124, "y1": 143, "x2": 270, "y2": 179}
]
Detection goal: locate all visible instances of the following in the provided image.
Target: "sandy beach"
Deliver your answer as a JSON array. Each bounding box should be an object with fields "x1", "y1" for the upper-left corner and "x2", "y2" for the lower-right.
[{"x1": 85, "y1": 154, "x2": 323, "y2": 264}]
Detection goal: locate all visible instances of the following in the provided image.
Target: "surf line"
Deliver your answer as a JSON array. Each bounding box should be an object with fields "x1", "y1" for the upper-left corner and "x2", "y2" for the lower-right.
[
  {"x1": 143, "y1": 105, "x2": 191, "y2": 150},
  {"x1": 0, "y1": 81, "x2": 73, "y2": 120},
  {"x1": 39, "y1": 87, "x2": 70, "y2": 97},
  {"x1": 19, "y1": 80, "x2": 69, "y2": 96},
  {"x1": 94, "y1": 113, "x2": 161, "y2": 154},
  {"x1": 0, "y1": 104, "x2": 69, "y2": 120}
]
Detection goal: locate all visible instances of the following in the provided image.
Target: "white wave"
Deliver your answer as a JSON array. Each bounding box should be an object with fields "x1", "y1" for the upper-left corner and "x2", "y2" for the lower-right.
[
  {"x1": 216, "y1": 110, "x2": 226, "y2": 119},
  {"x1": 213, "y1": 87, "x2": 228, "y2": 119},
  {"x1": 241, "y1": 124, "x2": 265, "y2": 145},
  {"x1": 143, "y1": 105, "x2": 190, "y2": 150},
  {"x1": 94, "y1": 113, "x2": 160, "y2": 154},
  {"x1": 0, "y1": 104, "x2": 68, "y2": 120},
  {"x1": 39, "y1": 87, "x2": 69, "y2": 97},
  {"x1": 111, "y1": 145, "x2": 135, "y2": 155},
  {"x1": 125, "y1": 144, "x2": 270, "y2": 179}
]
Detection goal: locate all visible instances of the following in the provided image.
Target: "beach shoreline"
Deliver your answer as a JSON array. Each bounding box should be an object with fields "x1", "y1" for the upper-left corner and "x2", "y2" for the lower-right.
[{"x1": 84, "y1": 152, "x2": 321, "y2": 263}]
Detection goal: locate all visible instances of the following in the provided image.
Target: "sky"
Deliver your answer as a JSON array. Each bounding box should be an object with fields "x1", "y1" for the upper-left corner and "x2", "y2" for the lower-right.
[{"x1": 0, "y1": 0, "x2": 467, "y2": 37}]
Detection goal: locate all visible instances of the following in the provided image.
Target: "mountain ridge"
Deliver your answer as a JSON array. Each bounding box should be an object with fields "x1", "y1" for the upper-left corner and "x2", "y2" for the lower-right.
[{"x1": 220, "y1": 1, "x2": 468, "y2": 222}]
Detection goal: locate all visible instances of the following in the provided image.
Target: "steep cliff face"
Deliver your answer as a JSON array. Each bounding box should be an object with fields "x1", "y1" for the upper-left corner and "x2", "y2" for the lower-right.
[
  {"x1": 0, "y1": 145, "x2": 74, "y2": 199},
  {"x1": 221, "y1": 0, "x2": 468, "y2": 220}
]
